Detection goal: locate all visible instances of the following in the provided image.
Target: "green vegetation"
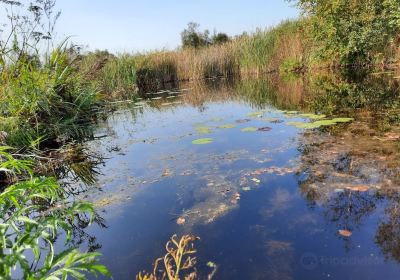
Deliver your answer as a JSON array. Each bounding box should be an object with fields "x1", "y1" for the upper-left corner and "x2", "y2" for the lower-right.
[
  {"x1": 192, "y1": 138, "x2": 214, "y2": 145},
  {"x1": 291, "y1": 0, "x2": 400, "y2": 65},
  {"x1": 0, "y1": 147, "x2": 110, "y2": 279}
]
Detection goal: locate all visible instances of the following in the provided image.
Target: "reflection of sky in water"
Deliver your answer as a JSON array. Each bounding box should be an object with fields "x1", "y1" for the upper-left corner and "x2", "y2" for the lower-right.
[{"x1": 71, "y1": 84, "x2": 400, "y2": 280}]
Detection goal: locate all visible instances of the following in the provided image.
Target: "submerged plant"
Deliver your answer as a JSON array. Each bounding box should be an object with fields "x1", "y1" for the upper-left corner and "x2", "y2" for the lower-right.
[{"x1": 136, "y1": 234, "x2": 199, "y2": 280}]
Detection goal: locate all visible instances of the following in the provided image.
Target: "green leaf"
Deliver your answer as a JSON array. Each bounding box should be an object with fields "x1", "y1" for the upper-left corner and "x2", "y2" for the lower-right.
[
  {"x1": 241, "y1": 127, "x2": 257, "y2": 132},
  {"x1": 192, "y1": 138, "x2": 214, "y2": 145}
]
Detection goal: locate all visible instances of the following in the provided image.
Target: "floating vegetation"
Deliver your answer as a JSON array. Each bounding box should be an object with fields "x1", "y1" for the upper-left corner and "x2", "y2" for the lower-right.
[
  {"x1": 262, "y1": 118, "x2": 284, "y2": 123},
  {"x1": 236, "y1": 119, "x2": 252, "y2": 123},
  {"x1": 218, "y1": 124, "x2": 236, "y2": 129},
  {"x1": 210, "y1": 117, "x2": 223, "y2": 122},
  {"x1": 287, "y1": 117, "x2": 354, "y2": 129},
  {"x1": 195, "y1": 126, "x2": 213, "y2": 134},
  {"x1": 241, "y1": 127, "x2": 258, "y2": 132},
  {"x1": 151, "y1": 97, "x2": 163, "y2": 100},
  {"x1": 299, "y1": 113, "x2": 326, "y2": 119},
  {"x1": 246, "y1": 166, "x2": 297, "y2": 176},
  {"x1": 247, "y1": 111, "x2": 264, "y2": 118},
  {"x1": 192, "y1": 138, "x2": 214, "y2": 145},
  {"x1": 257, "y1": 126, "x2": 272, "y2": 132}
]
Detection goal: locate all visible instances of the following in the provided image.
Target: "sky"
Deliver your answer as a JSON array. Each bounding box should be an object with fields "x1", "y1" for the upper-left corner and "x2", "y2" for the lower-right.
[
  {"x1": 1, "y1": 1, "x2": 299, "y2": 53},
  {"x1": 55, "y1": 0, "x2": 299, "y2": 53}
]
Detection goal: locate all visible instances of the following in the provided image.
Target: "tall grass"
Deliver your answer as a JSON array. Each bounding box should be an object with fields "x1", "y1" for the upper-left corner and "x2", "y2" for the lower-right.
[{"x1": 82, "y1": 20, "x2": 305, "y2": 93}]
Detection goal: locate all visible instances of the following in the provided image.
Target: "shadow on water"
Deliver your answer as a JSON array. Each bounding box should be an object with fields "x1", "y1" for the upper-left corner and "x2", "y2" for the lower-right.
[{"x1": 57, "y1": 70, "x2": 400, "y2": 279}]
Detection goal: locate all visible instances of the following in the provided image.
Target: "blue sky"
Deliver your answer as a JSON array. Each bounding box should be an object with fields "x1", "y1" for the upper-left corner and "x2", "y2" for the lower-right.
[
  {"x1": 0, "y1": 1, "x2": 298, "y2": 53},
  {"x1": 55, "y1": 0, "x2": 299, "y2": 52}
]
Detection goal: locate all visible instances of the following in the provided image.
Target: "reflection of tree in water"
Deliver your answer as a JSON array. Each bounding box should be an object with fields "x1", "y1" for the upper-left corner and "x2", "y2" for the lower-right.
[
  {"x1": 375, "y1": 192, "x2": 400, "y2": 262},
  {"x1": 294, "y1": 70, "x2": 400, "y2": 258},
  {"x1": 69, "y1": 211, "x2": 108, "y2": 252}
]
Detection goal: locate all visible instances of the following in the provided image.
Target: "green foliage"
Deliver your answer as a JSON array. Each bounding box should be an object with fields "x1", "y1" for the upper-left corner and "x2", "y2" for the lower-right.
[
  {"x1": 292, "y1": 0, "x2": 400, "y2": 64},
  {"x1": 211, "y1": 33, "x2": 230, "y2": 45},
  {"x1": 0, "y1": 147, "x2": 111, "y2": 279},
  {"x1": 181, "y1": 22, "x2": 211, "y2": 48},
  {"x1": 279, "y1": 58, "x2": 303, "y2": 73},
  {"x1": 237, "y1": 20, "x2": 303, "y2": 72}
]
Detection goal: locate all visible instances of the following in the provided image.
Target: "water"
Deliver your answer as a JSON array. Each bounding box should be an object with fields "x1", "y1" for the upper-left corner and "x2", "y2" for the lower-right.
[{"x1": 68, "y1": 74, "x2": 400, "y2": 279}]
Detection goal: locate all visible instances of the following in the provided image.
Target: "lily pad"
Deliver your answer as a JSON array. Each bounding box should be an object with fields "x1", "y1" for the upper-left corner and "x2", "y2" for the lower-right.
[
  {"x1": 196, "y1": 126, "x2": 212, "y2": 134},
  {"x1": 192, "y1": 138, "x2": 214, "y2": 145},
  {"x1": 331, "y1": 117, "x2": 354, "y2": 123},
  {"x1": 258, "y1": 127, "x2": 272, "y2": 132},
  {"x1": 287, "y1": 117, "x2": 354, "y2": 129},
  {"x1": 219, "y1": 124, "x2": 236, "y2": 129},
  {"x1": 236, "y1": 119, "x2": 251, "y2": 124},
  {"x1": 241, "y1": 127, "x2": 258, "y2": 132},
  {"x1": 299, "y1": 113, "x2": 326, "y2": 120},
  {"x1": 210, "y1": 117, "x2": 223, "y2": 122},
  {"x1": 247, "y1": 111, "x2": 264, "y2": 118}
]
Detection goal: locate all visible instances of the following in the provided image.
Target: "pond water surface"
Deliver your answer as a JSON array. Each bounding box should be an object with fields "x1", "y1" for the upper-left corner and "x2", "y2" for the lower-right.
[{"x1": 69, "y1": 73, "x2": 400, "y2": 280}]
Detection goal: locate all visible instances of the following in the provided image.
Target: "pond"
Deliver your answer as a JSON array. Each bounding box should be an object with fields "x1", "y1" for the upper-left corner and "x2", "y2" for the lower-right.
[{"x1": 66, "y1": 73, "x2": 400, "y2": 279}]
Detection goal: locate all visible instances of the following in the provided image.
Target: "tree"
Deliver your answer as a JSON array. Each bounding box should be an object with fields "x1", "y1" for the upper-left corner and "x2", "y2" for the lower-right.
[
  {"x1": 290, "y1": 0, "x2": 400, "y2": 64},
  {"x1": 212, "y1": 32, "x2": 230, "y2": 45},
  {"x1": 181, "y1": 22, "x2": 211, "y2": 48}
]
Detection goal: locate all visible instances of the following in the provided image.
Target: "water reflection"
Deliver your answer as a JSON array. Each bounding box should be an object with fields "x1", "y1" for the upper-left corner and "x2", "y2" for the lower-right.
[{"x1": 58, "y1": 71, "x2": 400, "y2": 279}]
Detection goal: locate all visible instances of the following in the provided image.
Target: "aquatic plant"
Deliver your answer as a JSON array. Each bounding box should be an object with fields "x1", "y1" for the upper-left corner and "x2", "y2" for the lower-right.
[
  {"x1": 136, "y1": 234, "x2": 200, "y2": 280},
  {"x1": 0, "y1": 147, "x2": 110, "y2": 279},
  {"x1": 287, "y1": 117, "x2": 354, "y2": 129},
  {"x1": 192, "y1": 138, "x2": 214, "y2": 145},
  {"x1": 241, "y1": 127, "x2": 258, "y2": 132}
]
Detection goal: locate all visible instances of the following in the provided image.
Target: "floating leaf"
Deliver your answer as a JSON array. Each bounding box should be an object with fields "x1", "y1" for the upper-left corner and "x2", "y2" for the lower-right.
[
  {"x1": 258, "y1": 127, "x2": 272, "y2": 132},
  {"x1": 247, "y1": 111, "x2": 264, "y2": 118},
  {"x1": 331, "y1": 118, "x2": 354, "y2": 123},
  {"x1": 241, "y1": 127, "x2": 257, "y2": 132},
  {"x1": 242, "y1": 187, "x2": 251, "y2": 191},
  {"x1": 299, "y1": 113, "x2": 326, "y2": 120},
  {"x1": 196, "y1": 126, "x2": 212, "y2": 134},
  {"x1": 192, "y1": 138, "x2": 214, "y2": 145},
  {"x1": 207, "y1": 261, "x2": 217, "y2": 268},
  {"x1": 236, "y1": 119, "x2": 251, "y2": 124},
  {"x1": 338, "y1": 229, "x2": 352, "y2": 237},
  {"x1": 287, "y1": 117, "x2": 353, "y2": 129},
  {"x1": 210, "y1": 117, "x2": 223, "y2": 122},
  {"x1": 219, "y1": 124, "x2": 236, "y2": 129}
]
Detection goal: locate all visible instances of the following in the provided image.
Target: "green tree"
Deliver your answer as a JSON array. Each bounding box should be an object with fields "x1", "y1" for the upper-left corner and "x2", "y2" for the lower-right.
[
  {"x1": 291, "y1": 0, "x2": 400, "y2": 64},
  {"x1": 181, "y1": 22, "x2": 211, "y2": 48},
  {"x1": 212, "y1": 32, "x2": 230, "y2": 45}
]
